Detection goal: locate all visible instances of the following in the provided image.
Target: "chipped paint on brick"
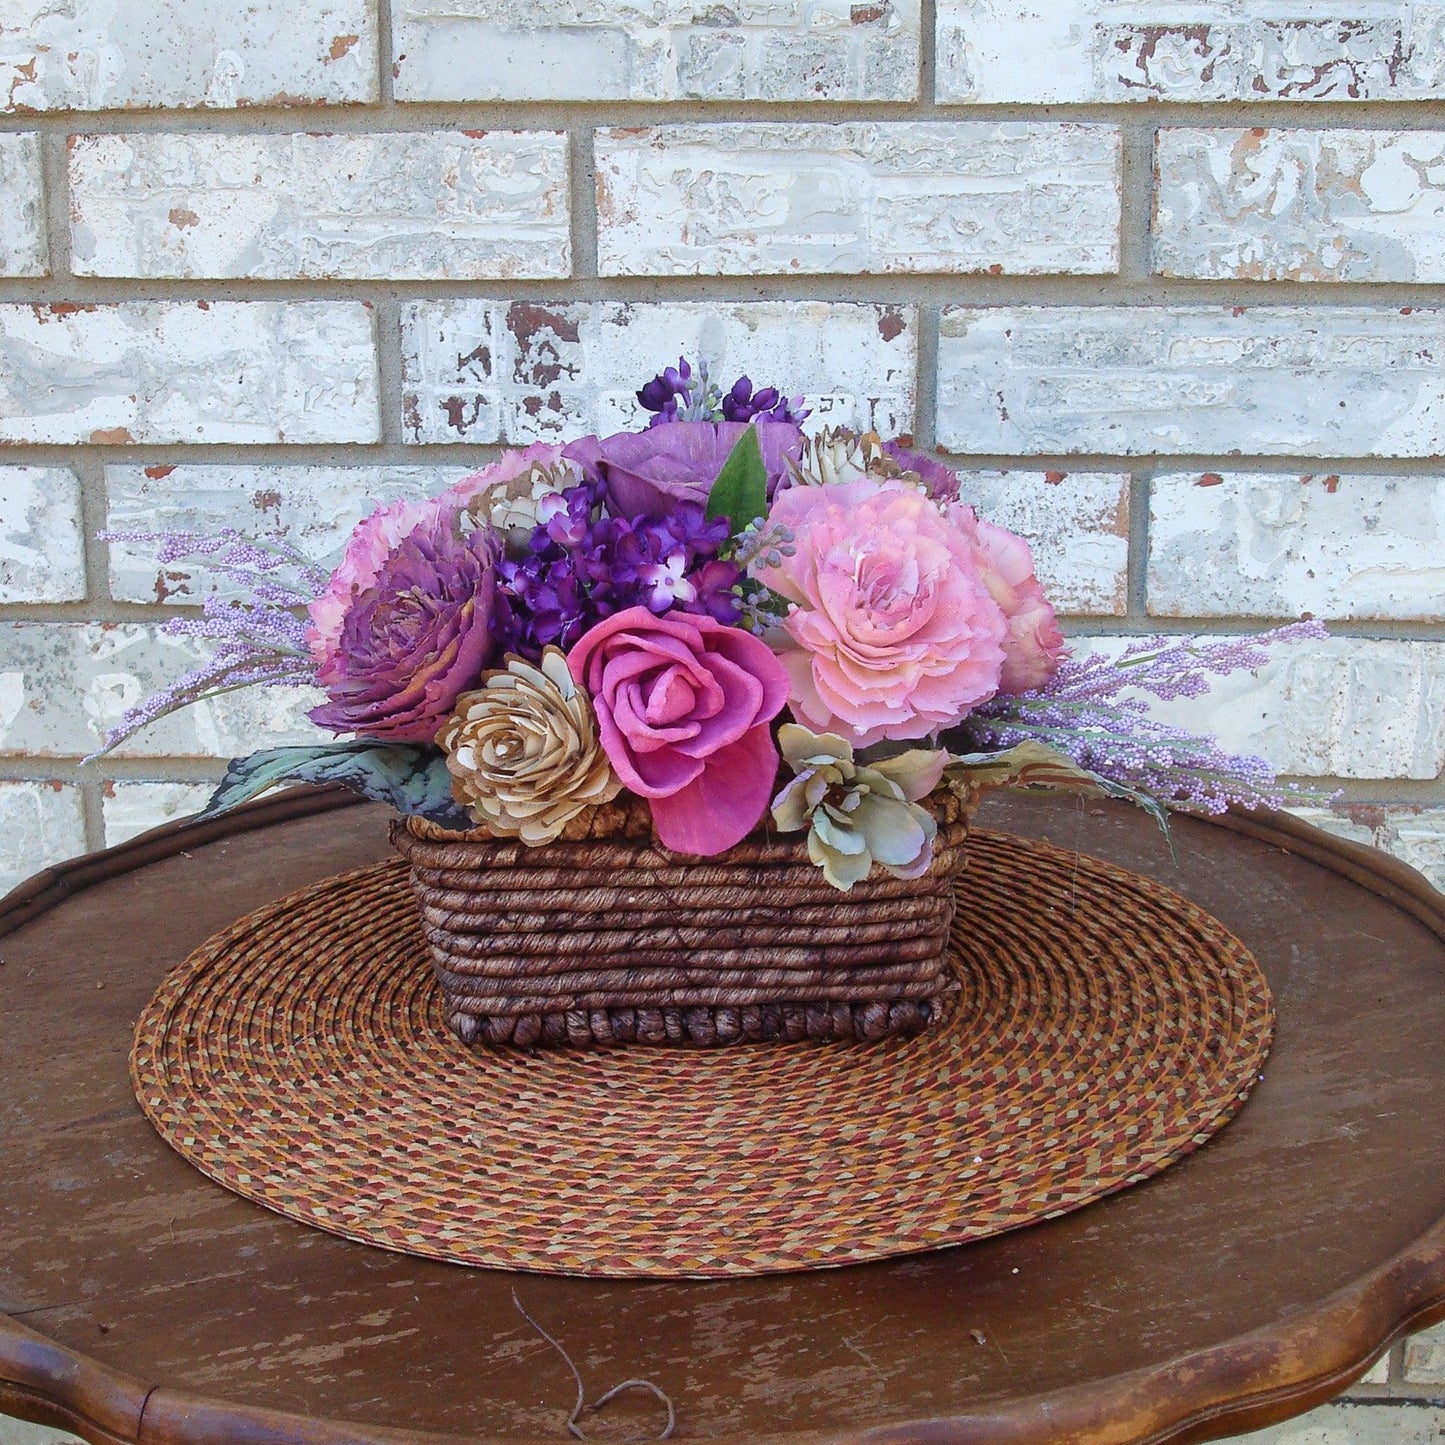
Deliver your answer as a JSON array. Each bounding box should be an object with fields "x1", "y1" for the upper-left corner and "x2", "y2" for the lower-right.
[
  {"x1": 1156, "y1": 127, "x2": 1445, "y2": 283},
  {"x1": 0, "y1": 466, "x2": 85, "y2": 603},
  {"x1": 595, "y1": 123, "x2": 1121, "y2": 277},
  {"x1": 101, "y1": 780, "x2": 217, "y2": 847},
  {"x1": 70, "y1": 131, "x2": 570, "y2": 281},
  {"x1": 937, "y1": 306, "x2": 1445, "y2": 458},
  {"x1": 937, "y1": 2, "x2": 1445, "y2": 103},
  {"x1": 0, "y1": 0, "x2": 379, "y2": 112},
  {"x1": 1149, "y1": 471, "x2": 1445, "y2": 622},
  {"x1": 0, "y1": 781, "x2": 86, "y2": 892},
  {"x1": 0, "y1": 133, "x2": 47, "y2": 275},
  {"x1": 0, "y1": 301, "x2": 379, "y2": 444},
  {"x1": 392, "y1": 0, "x2": 919, "y2": 102},
  {"x1": 400, "y1": 300, "x2": 917, "y2": 445}
]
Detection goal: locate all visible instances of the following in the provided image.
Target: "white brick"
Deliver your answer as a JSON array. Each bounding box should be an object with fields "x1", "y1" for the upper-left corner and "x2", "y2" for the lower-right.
[
  {"x1": 1083, "y1": 635, "x2": 1445, "y2": 782},
  {"x1": 1357, "y1": 1354, "x2": 1391, "y2": 1386},
  {"x1": 1156, "y1": 129, "x2": 1445, "y2": 284},
  {"x1": 106, "y1": 463, "x2": 471, "y2": 603},
  {"x1": 937, "y1": 307, "x2": 1445, "y2": 459},
  {"x1": 0, "y1": 132, "x2": 46, "y2": 275},
  {"x1": 1404, "y1": 1320, "x2": 1445, "y2": 1382},
  {"x1": 1213, "y1": 1401, "x2": 1445, "y2": 1443},
  {"x1": 0, "y1": 0, "x2": 378, "y2": 111},
  {"x1": 70, "y1": 132, "x2": 570, "y2": 281},
  {"x1": 401, "y1": 300, "x2": 916, "y2": 445},
  {"x1": 0, "y1": 780, "x2": 85, "y2": 895},
  {"x1": 0, "y1": 621, "x2": 323, "y2": 760},
  {"x1": 0, "y1": 466, "x2": 85, "y2": 603},
  {"x1": 0, "y1": 302, "x2": 379, "y2": 445},
  {"x1": 958, "y1": 470, "x2": 1129, "y2": 615},
  {"x1": 1288, "y1": 803, "x2": 1445, "y2": 893},
  {"x1": 936, "y1": 2, "x2": 1445, "y2": 104},
  {"x1": 393, "y1": 0, "x2": 919, "y2": 103},
  {"x1": 101, "y1": 779, "x2": 214, "y2": 847},
  {"x1": 1149, "y1": 473, "x2": 1445, "y2": 622},
  {"x1": 596, "y1": 123, "x2": 1120, "y2": 277},
  {"x1": 1383, "y1": 809, "x2": 1445, "y2": 894}
]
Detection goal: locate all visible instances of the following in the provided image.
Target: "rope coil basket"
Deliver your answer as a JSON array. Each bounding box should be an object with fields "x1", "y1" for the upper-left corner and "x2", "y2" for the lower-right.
[{"x1": 390, "y1": 787, "x2": 976, "y2": 1048}]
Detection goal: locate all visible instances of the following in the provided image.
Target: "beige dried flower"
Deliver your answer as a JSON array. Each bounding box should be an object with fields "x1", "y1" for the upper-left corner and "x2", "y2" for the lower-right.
[
  {"x1": 438, "y1": 648, "x2": 621, "y2": 844},
  {"x1": 788, "y1": 428, "x2": 926, "y2": 491}
]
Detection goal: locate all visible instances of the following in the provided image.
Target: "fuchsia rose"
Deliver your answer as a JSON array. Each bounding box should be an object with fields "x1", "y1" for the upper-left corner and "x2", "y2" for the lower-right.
[
  {"x1": 564, "y1": 421, "x2": 802, "y2": 520},
  {"x1": 953, "y1": 509, "x2": 1068, "y2": 693},
  {"x1": 306, "y1": 498, "x2": 498, "y2": 742},
  {"x1": 763, "y1": 479, "x2": 1009, "y2": 748},
  {"x1": 567, "y1": 605, "x2": 790, "y2": 856}
]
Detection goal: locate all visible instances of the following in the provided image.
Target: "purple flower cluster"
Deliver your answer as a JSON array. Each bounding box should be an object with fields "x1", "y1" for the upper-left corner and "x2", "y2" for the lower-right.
[
  {"x1": 491, "y1": 476, "x2": 742, "y2": 658},
  {"x1": 962, "y1": 623, "x2": 1330, "y2": 813},
  {"x1": 637, "y1": 355, "x2": 809, "y2": 428},
  {"x1": 720, "y1": 375, "x2": 808, "y2": 425}
]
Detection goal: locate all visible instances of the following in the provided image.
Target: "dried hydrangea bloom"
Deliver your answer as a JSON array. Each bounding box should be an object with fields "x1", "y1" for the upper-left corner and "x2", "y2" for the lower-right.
[
  {"x1": 771, "y1": 724, "x2": 948, "y2": 892},
  {"x1": 439, "y1": 648, "x2": 620, "y2": 844}
]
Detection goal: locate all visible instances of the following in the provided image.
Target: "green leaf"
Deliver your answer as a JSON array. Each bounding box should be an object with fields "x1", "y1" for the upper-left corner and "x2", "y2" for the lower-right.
[
  {"x1": 705, "y1": 425, "x2": 769, "y2": 534},
  {"x1": 202, "y1": 741, "x2": 471, "y2": 829}
]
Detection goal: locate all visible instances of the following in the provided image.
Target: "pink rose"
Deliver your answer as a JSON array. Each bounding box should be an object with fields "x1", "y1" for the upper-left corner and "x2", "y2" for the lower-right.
[
  {"x1": 763, "y1": 479, "x2": 1008, "y2": 747},
  {"x1": 967, "y1": 515, "x2": 1067, "y2": 693},
  {"x1": 567, "y1": 606, "x2": 790, "y2": 856}
]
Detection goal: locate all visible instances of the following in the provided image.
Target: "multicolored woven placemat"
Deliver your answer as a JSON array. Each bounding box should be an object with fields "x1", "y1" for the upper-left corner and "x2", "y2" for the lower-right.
[{"x1": 130, "y1": 829, "x2": 1274, "y2": 1279}]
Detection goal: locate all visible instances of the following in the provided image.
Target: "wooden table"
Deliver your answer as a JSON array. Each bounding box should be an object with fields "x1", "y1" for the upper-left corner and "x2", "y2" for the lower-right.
[{"x1": 2, "y1": 789, "x2": 1443, "y2": 1445}]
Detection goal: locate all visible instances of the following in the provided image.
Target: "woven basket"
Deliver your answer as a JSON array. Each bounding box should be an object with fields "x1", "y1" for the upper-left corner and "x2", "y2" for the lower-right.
[{"x1": 389, "y1": 785, "x2": 976, "y2": 1049}]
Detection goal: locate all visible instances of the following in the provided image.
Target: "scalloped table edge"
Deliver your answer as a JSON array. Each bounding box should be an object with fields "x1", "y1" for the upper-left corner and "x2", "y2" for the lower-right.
[{"x1": 2, "y1": 789, "x2": 1444, "y2": 1445}]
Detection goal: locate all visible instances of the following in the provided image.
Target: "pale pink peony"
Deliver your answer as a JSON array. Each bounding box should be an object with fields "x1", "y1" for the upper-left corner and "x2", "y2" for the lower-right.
[
  {"x1": 967, "y1": 516, "x2": 1068, "y2": 693},
  {"x1": 567, "y1": 605, "x2": 790, "y2": 856},
  {"x1": 762, "y1": 479, "x2": 1008, "y2": 747}
]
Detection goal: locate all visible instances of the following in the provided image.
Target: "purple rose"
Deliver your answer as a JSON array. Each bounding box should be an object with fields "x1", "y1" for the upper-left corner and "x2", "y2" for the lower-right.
[
  {"x1": 564, "y1": 421, "x2": 803, "y2": 521},
  {"x1": 307, "y1": 503, "x2": 499, "y2": 743}
]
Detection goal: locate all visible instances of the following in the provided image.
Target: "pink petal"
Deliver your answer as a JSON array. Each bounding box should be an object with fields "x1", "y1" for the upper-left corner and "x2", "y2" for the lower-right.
[{"x1": 648, "y1": 724, "x2": 780, "y2": 856}]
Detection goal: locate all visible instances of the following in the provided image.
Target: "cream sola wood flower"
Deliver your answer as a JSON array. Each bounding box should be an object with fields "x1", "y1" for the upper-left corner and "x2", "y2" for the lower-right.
[
  {"x1": 438, "y1": 648, "x2": 621, "y2": 843},
  {"x1": 770, "y1": 724, "x2": 949, "y2": 891}
]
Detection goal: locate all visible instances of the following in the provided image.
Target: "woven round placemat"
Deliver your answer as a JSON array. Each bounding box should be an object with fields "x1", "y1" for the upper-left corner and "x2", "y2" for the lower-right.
[{"x1": 130, "y1": 829, "x2": 1274, "y2": 1279}]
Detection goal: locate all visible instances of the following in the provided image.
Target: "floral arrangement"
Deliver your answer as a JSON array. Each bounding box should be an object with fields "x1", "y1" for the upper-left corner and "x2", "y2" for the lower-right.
[{"x1": 101, "y1": 355, "x2": 1323, "y2": 892}]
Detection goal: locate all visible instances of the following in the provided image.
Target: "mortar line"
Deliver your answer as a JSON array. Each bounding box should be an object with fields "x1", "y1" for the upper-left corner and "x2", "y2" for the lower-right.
[
  {"x1": 6, "y1": 274, "x2": 1445, "y2": 304},
  {"x1": 73, "y1": 450, "x2": 110, "y2": 607},
  {"x1": 1117, "y1": 115, "x2": 1156, "y2": 284},
  {"x1": 7, "y1": 99, "x2": 1445, "y2": 132},
  {"x1": 570, "y1": 126, "x2": 600, "y2": 281},
  {"x1": 913, "y1": 302, "x2": 939, "y2": 450},
  {"x1": 37, "y1": 127, "x2": 71, "y2": 278},
  {"x1": 374, "y1": 295, "x2": 405, "y2": 447},
  {"x1": 376, "y1": 0, "x2": 396, "y2": 105},
  {"x1": 918, "y1": 0, "x2": 938, "y2": 110},
  {"x1": 1125, "y1": 467, "x2": 1151, "y2": 619}
]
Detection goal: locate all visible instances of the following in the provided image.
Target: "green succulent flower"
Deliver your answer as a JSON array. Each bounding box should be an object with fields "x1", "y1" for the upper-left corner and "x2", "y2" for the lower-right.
[{"x1": 771, "y1": 724, "x2": 948, "y2": 892}]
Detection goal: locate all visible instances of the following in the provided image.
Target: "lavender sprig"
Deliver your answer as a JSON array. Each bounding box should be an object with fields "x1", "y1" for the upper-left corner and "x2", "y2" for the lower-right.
[
  {"x1": 959, "y1": 622, "x2": 1330, "y2": 815},
  {"x1": 90, "y1": 529, "x2": 322, "y2": 758}
]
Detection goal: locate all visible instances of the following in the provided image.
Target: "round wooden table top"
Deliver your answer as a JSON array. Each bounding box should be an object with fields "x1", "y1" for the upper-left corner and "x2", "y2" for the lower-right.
[{"x1": 2, "y1": 789, "x2": 1443, "y2": 1445}]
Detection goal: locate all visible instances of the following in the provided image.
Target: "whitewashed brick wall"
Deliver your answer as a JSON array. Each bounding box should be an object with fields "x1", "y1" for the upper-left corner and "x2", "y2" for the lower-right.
[{"x1": 0, "y1": 0, "x2": 1443, "y2": 1424}]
